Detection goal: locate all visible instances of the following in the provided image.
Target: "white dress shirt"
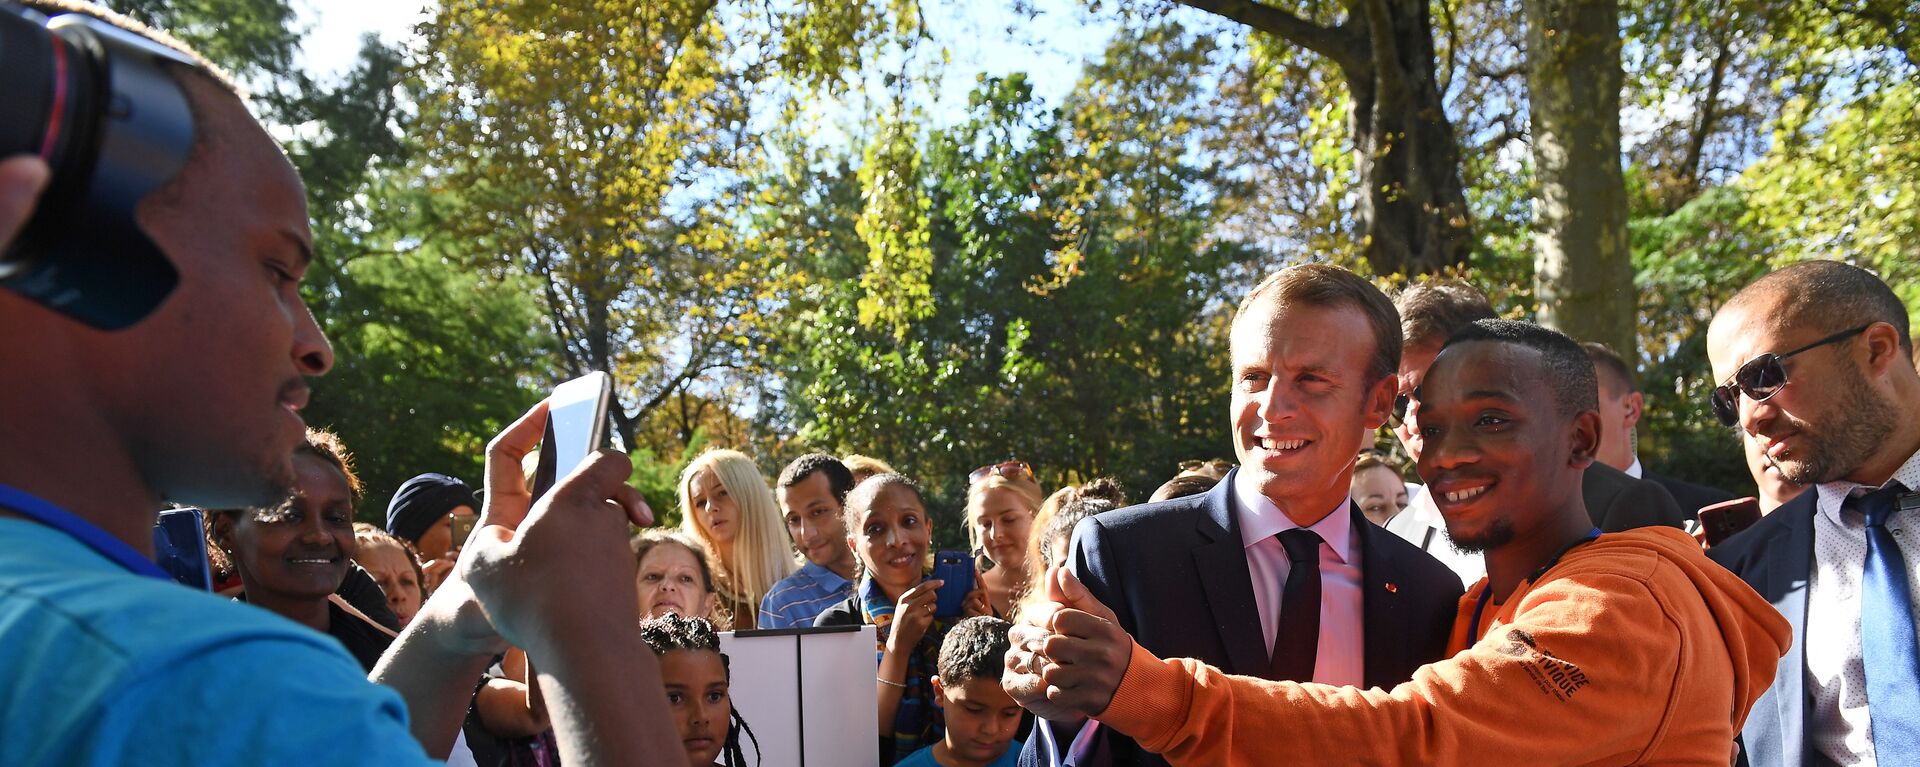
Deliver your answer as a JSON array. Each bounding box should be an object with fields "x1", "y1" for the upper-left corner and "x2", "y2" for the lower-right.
[
  {"x1": 1804, "y1": 446, "x2": 1920, "y2": 765},
  {"x1": 1625, "y1": 456, "x2": 1644, "y2": 479},
  {"x1": 1382, "y1": 485, "x2": 1480, "y2": 588},
  {"x1": 1233, "y1": 471, "x2": 1365, "y2": 687}
]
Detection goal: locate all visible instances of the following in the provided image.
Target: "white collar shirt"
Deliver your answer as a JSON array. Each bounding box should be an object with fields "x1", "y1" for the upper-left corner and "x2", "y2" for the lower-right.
[
  {"x1": 1233, "y1": 471, "x2": 1365, "y2": 687},
  {"x1": 1803, "y1": 445, "x2": 1920, "y2": 764}
]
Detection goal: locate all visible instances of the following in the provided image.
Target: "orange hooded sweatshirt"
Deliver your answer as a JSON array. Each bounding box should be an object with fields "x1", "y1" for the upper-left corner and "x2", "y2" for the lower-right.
[{"x1": 1095, "y1": 527, "x2": 1791, "y2": 766}]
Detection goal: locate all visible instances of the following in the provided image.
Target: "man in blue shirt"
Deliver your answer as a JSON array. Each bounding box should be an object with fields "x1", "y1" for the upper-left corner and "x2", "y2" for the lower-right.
[
  {"x1": 762, "y1": 453, "x2": 859, "y2": 628},
  {"x1": 0, "y1": 3, "x2": 684, "y2": 764}
]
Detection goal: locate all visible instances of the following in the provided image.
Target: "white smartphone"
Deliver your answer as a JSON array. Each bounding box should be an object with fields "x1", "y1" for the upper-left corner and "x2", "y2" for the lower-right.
[{"x1": 531, "y1": 371, "x2": 612, "y2": 500}]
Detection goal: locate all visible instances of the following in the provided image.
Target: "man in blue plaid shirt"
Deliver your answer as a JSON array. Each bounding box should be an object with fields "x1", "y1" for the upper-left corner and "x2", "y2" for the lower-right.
[{"x1": 761, "y1": 453, "x2": 860, "y2": 628}]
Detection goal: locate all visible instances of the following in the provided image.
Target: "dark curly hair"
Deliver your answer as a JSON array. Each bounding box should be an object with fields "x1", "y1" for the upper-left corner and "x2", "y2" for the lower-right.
[
  {"x1": 936, "y1": 616, "x2": 1013, "y2": 687},
  {"x1": 776, "y1": 453, "x2": 855, "y2": 507},
  {"x1": 638, "y1": 614, "x2": 761, "y2": 767}
]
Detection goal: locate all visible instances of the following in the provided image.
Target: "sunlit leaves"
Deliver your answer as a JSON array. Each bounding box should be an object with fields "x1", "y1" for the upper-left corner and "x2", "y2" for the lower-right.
[
  {"x1": 767, "y1": 27, "x2": 1245, "y2": 510},
  {"x1": 414, "y1": 0, "x2": 912, "y2": 447}
]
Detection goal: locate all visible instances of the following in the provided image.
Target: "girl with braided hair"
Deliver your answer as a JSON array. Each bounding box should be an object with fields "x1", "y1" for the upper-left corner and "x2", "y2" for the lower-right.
[{"x1": 638, "y1": 613, "x2": 761, "y2": 767}]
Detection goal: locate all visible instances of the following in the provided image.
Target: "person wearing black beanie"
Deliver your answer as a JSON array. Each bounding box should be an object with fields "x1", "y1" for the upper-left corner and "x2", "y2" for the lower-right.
[{"x1": 385, "y1": 472, "x2": 477, "y2": 593}]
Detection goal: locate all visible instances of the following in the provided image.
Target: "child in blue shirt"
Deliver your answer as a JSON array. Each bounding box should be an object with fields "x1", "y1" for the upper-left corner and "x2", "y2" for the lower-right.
[{"x1": 895, "y1": 616, "x2": 1023, "y2": 767}]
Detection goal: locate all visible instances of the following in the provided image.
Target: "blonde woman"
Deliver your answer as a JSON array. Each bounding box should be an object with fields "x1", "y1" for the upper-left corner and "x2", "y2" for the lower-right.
[
  {"x1": 966, "y1": 461, "x2": 1047, "y2": 617},
  {"x1": 678, "y1": 448, "x2": 793, "y2": 630},
  {"x1": 1025, "y1": 477, "x2": 1127, "y2": 597}
]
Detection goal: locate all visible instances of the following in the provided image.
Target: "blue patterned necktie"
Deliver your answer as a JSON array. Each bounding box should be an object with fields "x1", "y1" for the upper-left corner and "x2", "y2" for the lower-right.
[{"x1": 1855, "y1": 483, "x2": 1920, "y2": 759}]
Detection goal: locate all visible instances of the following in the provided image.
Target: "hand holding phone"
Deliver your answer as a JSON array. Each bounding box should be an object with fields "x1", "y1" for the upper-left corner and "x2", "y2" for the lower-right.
[
  {"x1": 448, "y1": 395, "x2": 654, "y2": 658},
  {"x1": 933, "y1": 550, "x2": 976, "y2": 618},
  {"x1": 449, "y1": 512, "x2": 477, "y2": 550},
  {"x1": 530, "y1": 371, "x2": 613, "y2": 502},
  {"x1": 152, "y1": 507, "x2": 211, "y2": 590},
  {"x1": 1698, "y1": 497, "x2": 1762, "y2": 548}
]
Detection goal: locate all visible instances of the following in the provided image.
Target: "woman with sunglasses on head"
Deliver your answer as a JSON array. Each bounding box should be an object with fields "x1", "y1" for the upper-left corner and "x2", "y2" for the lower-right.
[
  {"x1": 679, "y1": 448, "x2": 794, "y2": 630},
  {"x1": 816, "y1": 474, "x2": 988, "y2": 764},
  {"x1": 967, "y1": 461, "x2": 1046, "y2": 618}
]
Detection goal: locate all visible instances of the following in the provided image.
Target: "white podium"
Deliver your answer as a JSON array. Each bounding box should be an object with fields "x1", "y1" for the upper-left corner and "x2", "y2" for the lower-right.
[{"x1": 721, "y1": 624, "x2": 880, "y2": 767}]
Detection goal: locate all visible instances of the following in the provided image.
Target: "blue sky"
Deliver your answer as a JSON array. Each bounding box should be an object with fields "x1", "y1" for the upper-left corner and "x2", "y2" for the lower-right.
[{"x1": 294, "y1": 0, "x2": 1127, "y2": 129}]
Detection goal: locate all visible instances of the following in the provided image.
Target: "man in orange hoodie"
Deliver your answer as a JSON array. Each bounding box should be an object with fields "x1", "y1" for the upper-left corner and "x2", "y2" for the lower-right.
[{"x1": 1006, "y1": 319, "x2": 1792, "y2": 765}]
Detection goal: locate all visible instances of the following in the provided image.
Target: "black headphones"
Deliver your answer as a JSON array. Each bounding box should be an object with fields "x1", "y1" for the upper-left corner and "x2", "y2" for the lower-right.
[{"x1": 0, "y1": 3, "x2": 198, "y2": 330}]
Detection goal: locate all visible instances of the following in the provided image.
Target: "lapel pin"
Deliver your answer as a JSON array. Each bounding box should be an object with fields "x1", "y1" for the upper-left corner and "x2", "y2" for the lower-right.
[{"x1": 1385, "y1": 582, "x2": 1398, "y2": 593}]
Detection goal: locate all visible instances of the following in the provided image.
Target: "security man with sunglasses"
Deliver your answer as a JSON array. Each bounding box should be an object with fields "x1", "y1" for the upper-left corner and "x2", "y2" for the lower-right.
[{"x1": 1707, "y1": 260, "x2": 1920, "y2": 767}]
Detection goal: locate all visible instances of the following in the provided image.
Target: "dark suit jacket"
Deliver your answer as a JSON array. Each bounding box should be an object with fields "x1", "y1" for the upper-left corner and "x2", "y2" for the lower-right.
[
  {"x1": 1645, "y1": 468, "x2": 1741, "y2": 517},
  {"x1": 1584, "y1": 462, "x2": 1689, "y2": 532},
  {"x1": 1708, "y1": 491, "x2": 1818, "y2": 767},
  {"x1": 1020, "y1": 470, "x2": 1462, "y2": 767}
]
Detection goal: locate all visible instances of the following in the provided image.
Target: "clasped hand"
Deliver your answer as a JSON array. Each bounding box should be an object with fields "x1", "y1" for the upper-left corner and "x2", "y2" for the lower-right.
[{"x1": 1002, "y1": 566, "x2": 1134, "y2": 722}]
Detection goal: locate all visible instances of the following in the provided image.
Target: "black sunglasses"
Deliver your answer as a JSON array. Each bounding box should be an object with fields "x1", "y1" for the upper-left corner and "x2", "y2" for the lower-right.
[
  {"x1": 1709, "y1": 324, "x2": 1871, "y2": 426},
  {"x1": 1389, "y1": 393, "x2": 1411, "y2": 427}
]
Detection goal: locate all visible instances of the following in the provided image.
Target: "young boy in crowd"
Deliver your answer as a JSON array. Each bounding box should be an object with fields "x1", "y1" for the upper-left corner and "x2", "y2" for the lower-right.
[{"x1": 898, "y1": 617, "x2": 1025, "y2": 767}]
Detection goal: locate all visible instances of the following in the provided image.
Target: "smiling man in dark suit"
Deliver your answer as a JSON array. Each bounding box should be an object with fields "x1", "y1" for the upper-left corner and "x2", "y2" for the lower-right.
[
  {"x1": 1015, "y1": 264, "x2": 1461, "y2": 767},
  {"x1": 1707, "y1": 261, "x2": 1920, "y2": 767}
]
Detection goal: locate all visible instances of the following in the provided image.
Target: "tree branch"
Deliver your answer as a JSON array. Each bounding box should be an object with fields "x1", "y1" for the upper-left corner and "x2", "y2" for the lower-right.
[
  {"x1": 1356, "y1": 0, "x2": 1406, "y2": 100},
  {"x1": 534, "y1": 252, "x2": 586, "y2": 375},
  {"x1": 1470, "y1": 62, "x2": 1526, "y2": 80},
  {"x1": 1676, "y1": 34, "x2": 1732, "y2": 207},
  {"x1": 1171, "y1": 0, "x2": 1366, "y2": 71}
]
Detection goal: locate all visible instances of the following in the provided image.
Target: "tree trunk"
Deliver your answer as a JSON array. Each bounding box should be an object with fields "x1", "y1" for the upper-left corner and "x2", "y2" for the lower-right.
[
  {"x1": 1525, "y1": 0, "x2": 1635, "y2": 357},
  {"x1": 1174, "y1": 0, "x2": 1473, "y2": 275},
  {"x1": 1343, "y1": 0, "x2": 1475, "y2": 275}
]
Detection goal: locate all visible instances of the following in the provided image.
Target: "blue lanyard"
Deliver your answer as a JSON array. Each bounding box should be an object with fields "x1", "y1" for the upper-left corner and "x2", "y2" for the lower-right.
[
  {"x1": 0, "y1": 483, "x2": 171, "y2": 580},
  {"x1": 1468, "y1": 527, "x2": 1602, "y2": 641}
]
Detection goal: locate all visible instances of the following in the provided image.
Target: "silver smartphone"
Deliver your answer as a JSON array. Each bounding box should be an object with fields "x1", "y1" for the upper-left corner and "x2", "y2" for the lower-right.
[{"x1": 531, "y1": 371, "x2": 613, "y2": 501}]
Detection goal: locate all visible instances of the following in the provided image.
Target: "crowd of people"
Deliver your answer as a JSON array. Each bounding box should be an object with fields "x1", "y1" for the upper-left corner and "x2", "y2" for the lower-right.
[{"x1": 2, "y1": 3, "x2": 1918, "y2": 767}]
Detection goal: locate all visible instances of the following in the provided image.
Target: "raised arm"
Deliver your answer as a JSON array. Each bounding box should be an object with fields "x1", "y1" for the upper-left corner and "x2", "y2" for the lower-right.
[
  {"x1": 1022, "y1": 568, "x2": 1716, "y2": 766},
  {"x1": 372, "y1": 400, "x2": 685, "y2": 766}
]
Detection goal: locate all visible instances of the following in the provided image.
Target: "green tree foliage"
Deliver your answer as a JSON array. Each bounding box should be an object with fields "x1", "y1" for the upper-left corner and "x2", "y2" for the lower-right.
[
  {"x1": 1739, "y1": 81, "x2": 1920, "y2": 306},
  {"x1": 1620, "y1": 0, "x2": 1918, "y2": 485},
  {"x1": 1628, "y1": 187, "x2": 1775, "y2": 493},
  {"x1": 413, "y1": 0, "x2": 919, "y2": 455},
  {"x1": 103, "y1": 2, "x2": 556, "y2": 514},
  {"x1": 770, "y1": 26, "x2": 1248, "y2": 526},
  {"x1": 113, "y1": 0, "x2": 301, "y2": 81},
  {"x1": 1162, "y1": 0, "x2": 1475, "y2": 276},
  {"x1": 302, "y1": 248, "x2": 553, "y2": 516},
  {"x1": 275, "y1": 40, "x2": 553, "y2": 515}
]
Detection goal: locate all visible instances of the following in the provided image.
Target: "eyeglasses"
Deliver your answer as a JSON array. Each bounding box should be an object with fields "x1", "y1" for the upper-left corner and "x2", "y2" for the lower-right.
[
  {"x1": 1389, "y1": 393, "x2": 1411, "y2": 428},
  {"x1": 969, "y1": 460, "x2": 1032, "y2": 485},
  {"x1": 1178, "y1": 458, "x2": 1233, "y2": 474},
  {"x1": 1709, "y1": 324, "x2": 1871, "y2": 426}
]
